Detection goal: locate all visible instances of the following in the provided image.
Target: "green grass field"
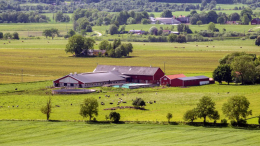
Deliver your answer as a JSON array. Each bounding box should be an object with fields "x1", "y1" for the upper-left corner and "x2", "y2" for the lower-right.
[{"x1": 1, "y1": 121, "x2": 260, "y2": 146}]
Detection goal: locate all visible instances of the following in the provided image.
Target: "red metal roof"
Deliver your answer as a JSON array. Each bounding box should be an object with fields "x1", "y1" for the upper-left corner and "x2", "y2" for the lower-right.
[{"x1": 166, "y1": 74, "x2": 186, "y2": 80}]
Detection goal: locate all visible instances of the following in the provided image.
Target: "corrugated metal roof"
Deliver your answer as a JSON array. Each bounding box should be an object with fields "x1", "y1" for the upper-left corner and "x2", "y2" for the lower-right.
[
  {"x1": 194, "y1": 76, "x2": 209, "y2": 79},
  {"x1": 68, "y1": 71, "x2": 127, "y2": 83},
  {"x1": 178, "y1": 76, "x2": 209, "y2": 81},
  {"x1": 94, "y1": 65, "x2": 160, "y2": 76},
  {"x1": 178, "y1": 77, "x2": 199, "y2": 81},
  {"x1": 166, "y1": 74, "x2": 186, "y2": 80}
]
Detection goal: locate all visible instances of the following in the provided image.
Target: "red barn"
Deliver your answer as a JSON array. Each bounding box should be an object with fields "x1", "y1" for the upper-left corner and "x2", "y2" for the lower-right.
[
  {"x1": 251, "y1": 18, "x2": 260, "y2": 25},
  {"x1": 94, "y1": 65, "x2": 165, "y2": 85},
  {"x1": 161, "y1": 75, "x2": 210, "y2": 87},
  {"x1": 160, "y1": 74, "x2": 186, "y2": 86}
]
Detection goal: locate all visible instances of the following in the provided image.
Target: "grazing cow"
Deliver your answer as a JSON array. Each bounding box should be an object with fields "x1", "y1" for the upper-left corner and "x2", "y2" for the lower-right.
[
  {"x1": 101, "y1": 102, "x2": 105, "y2": 105},
  {"x1": 196, "y1": 45, "x2": 198, "y2": 46},
  {"x1": 206, "y1": 46, "x2": 208, "y2": 47},
  {"x1": 123, "y1": 101, "x2": 127, "y2": 103},
  {"x1": 16, "y1": 105, "x2": 19, "y2": 107},
  {"x1": 110, "y1": 102, "x2": 113, "y2": 105},
  {"x1": 154, "y1": 101, "x2": 156, "y2": 103},
  {"x1": 15, "y1": 88, "x2": 17, "y2": 90},
  {"x1": 227, "y1": 92, "x2": 229, "y2": 94},
  {"x1": 71, "y1": 103, "x2": 72, "y2": 106},
  {"x1": 121, "y1": 94, "x2": 124, "y2": 96},
  {"x1": 55, "y1": 105, "x2": 60, "y2": 107},
  {"x1": 213, "y1": 46, "x2": 215, "y2": 47},
  {"x1": 144, "y1": 44, "x2": 145, "y2": 45},
  {"x1": 22, "y1": 41, "x2": 24, "y2": 42},
  {"x1": 108, "y1": 95, "x2": 110, "y2": 97},
  {"x1": 240, "y1": 47, "x2": 242, "y2": 48},
  {"x1": 105, "y1": 95, "x2": 107, "y2": 97},
  {"x1": 9, "y1": 41, "x2": 10, "y2": 43},
  {"x1": 3, "y1": 43, "x2": 5, "y2": 44},
  {"x1": 12, "y1": 106, "x2": 14, "y2": 107},
  {"x1": 99, "y1": 97, "x2": 101, "y2": 99}
]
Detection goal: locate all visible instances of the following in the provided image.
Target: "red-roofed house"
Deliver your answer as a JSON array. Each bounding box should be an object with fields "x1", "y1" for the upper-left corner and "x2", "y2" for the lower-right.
[{"x1": 160, "y1": 74, "x2": 186, "y2": 86}]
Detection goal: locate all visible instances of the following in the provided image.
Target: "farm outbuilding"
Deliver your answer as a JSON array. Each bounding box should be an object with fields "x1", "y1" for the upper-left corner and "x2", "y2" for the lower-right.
[
  {"x1": 160, "y1": 75, "x2": 211, "y2": 87},
  {"x1": 53, "y1": 71, "x2": 128, "y2": 88},
  {"x1": 251, "y1": 18, "x2": 260, "y2": 25},
  {"x1": 160, "y1": 74, "x2": 186, "y2": 86},
  {"x1": 94, "y1": 65, "x2": 165, "y2": 85}
]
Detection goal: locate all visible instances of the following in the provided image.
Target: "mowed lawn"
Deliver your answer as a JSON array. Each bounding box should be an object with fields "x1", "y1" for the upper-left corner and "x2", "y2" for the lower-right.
[{"x1": 0, "y1": 121, "x2": 260, "y2": 146}]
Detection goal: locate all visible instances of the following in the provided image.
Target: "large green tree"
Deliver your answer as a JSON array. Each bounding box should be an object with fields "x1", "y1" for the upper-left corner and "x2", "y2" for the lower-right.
[
  {"x1": 161, "y1": 10, "x2": 173, "y2": 18},
  {"x1": 80, "y1": 98, "x2": 99, "y2": 121},
  {"x1": 183, "y1": 109, "x2": 197, "y2": 123},
  {"x1": 222, "y1": 96, "x2": 252, "y2": 124},
  {"x1": 132, "y1": 98, "x2": 146, "y2": 108},
  {"x1": 42, "y1": 28, "x2": 59, "y2": 40},
  {"x1": 109, "y1": 24, "x2": 118, "y2": 35},
  {"x1": 196, "y1": 96, "x2": 216, "y2": 125},
  {"x1": 65, "y1": 35, "x2": 95, "y2": 56}
]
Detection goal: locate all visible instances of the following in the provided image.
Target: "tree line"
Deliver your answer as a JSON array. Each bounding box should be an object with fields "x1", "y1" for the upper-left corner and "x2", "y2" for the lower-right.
[
  {"x1": 0, "y1": 11, "x2": 49, "y2": 23},
  {"x1": 213, "y1": 52, "x2": 260, "y2": 85}
]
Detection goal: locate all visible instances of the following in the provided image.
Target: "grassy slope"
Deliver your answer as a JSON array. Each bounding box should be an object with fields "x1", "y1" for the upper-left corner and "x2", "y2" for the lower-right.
[
  {"x1": 0, "y1": 121, "x2": 260, "y2": 146},
  {"x1": 0, "y1": 81, "x2": 260, "y2": 124}
]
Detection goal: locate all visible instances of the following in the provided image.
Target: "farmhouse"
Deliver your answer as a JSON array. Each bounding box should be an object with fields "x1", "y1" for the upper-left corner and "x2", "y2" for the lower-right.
[
  {"x1": 176, "y1": 16, "x2": 190, "y2": 23},
  {"x1": 160, "y1": 75, "x2": 212, "y2": 87},
  {"x1": 251, "y1": 18, "x2": 260, "y2": 25},
  {"x1": 94, "y1": 65, "x2": 165, "y2": 84},
  {"x1": 53, "y1": 71, "x2": 128, "y2": 88}
]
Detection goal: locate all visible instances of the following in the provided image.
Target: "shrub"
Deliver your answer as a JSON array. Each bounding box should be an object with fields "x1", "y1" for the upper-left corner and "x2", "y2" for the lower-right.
[
  {"x1": 13, "y1": 32, "x2": 19, "y2": 40},
  {"x1": 250, "y1": 35, "x2": 257, "y2": 39},
  {"x1": 0, "y1": 32, "x2": 3, "y2": 39},
  {"x1": 176, "y1": 35, "x2": 186, "y2": 43},
  {"x1": 109, "y1": 112, "x2": 120, "y2": 123},
  {"x1": 221, "y1": 119, "x2": 228, "y2": 124},
  {"x1": 132, "y1": 98, "x2": 146, "y2": 108},
  {"x1": 3, "y1": 33, "x2": 12, "y2": 40},
  {"x1": 64, "y1": 34, "x2": 70, "y2": 39}
]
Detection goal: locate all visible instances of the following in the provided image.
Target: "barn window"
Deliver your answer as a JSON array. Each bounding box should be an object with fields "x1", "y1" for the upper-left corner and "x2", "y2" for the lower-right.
[
  {"x1": 164, "y1": 78, "x2": 167, "y2": 80},
  {"x1": 64, "y1": 83, "x2": 67, "y2": 86},
  {"x1": 70, "y1": 84, "x2": 74, "y2": 87}
]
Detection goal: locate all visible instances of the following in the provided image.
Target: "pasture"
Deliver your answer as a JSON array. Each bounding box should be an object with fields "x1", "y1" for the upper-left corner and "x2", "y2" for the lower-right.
[{"x1": 1, "y1": 121, "x2": 260, "y2": 146}]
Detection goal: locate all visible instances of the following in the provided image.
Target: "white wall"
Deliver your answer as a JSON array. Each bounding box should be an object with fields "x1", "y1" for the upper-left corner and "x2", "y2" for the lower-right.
[{"x1": 59, "y1": 77, "x2": 79, "y2": 84}]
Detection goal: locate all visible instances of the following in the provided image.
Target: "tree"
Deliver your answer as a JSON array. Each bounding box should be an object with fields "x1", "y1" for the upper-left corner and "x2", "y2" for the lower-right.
[
  {"x1": 217, "y1": 17, "x2": 225, "y2": 24},
  {"x1": 80, "y1": 98, "x2": 99, "y2": 121},
  {"x1": 209, "y1": 110, "x2": 220, "y2": 124},
  {"x1": 0, "y1": 32, "x2": 3, "y2": 39},
  {"x1": 208, "y1": 22, "x2": 215, "y2": 31},
  {"x1": 176, "y1": 35, "x2": 186, "y2": 43},
  {"x1": 42, "y1": 28, "x2": 59, "y2": 39},
  {"x1": 168, "y1": 34, "x2": 177, "y2": 42},
  {"x1": 201, "y1": 0, "x2": 207, "y2": 8},
  {"x1": 41, "y1": 97, "x2": 52, "y2": 121},
  {"x1": 125, "y1": 43, "x2": 133, "y2": 56},
  {"x1": 149, "y1": 26, "x2": 158, "y2": 35},
  {"x1": 207, "y1": 10, "x2": 218, "y2": 23},
  {"x1": 166, "y1": 113, "x2": 173, "y2": 123},
  {"x1": 115, "y1": 47, "x2": 122, "y2": 58},
  {"x1": 12, "y1": 32, "x2": 19, "y2": 40},
  {"x1": 229, "y1": 13, "x2": 240, "y2": 21},
  {"x1": 68, "y1": 29, "x2": 76, "y2": 37},
  {"x1": 99, "y1": 40, "x2": 110, "y2": 50},
  {"x1": 65, "y1": 35, "x2": 95, "y2": 56},
  {"x1": 222, "y1": 96, "x2": 252, "y2": 124},
  {"x1": 213, "y1": 64, "x2": 232, "y2": 84},
  {"x1": 141, "y1": 18, "x2": 151, "y2": 24},
  {"x1": 3, "y1": 33, "x2": 12, "y2": 40},
  {"x1": 241, "y1": 14, "x2": 250, "y2": 25},
  {"x1": 241, "y1": 8, "x2": 253, "y2": 21},
  {"x1": 255, "y1": 36, "x2": 260, "y2": 46},
  {"x1": 109, "y1": 112, "x2": 120, "y2": 123},
  {"x1": 196, "y1": 96, "x2": 216, "y2": 125},
  {"x1": 183, "y1": 109, "x2": 197, "y2": 122},
  {"x1": 161, "y1": 10, "x2": 173, "y2": 18},
  {"x1": 132, "y1": 98, "x2": 146, "y2": 108},
  {"x1": 55, "y1": 11, "x2": 63, "y2": 22},
  {"x1": 231, "y1": 55, "x2": 255, "y2": 84},
  {"x1": 197, "y1": 20, "x2": 202, "y2": 26},
  {"x1": 109, "y1": 24, "x2": 118, "y2": 35}
]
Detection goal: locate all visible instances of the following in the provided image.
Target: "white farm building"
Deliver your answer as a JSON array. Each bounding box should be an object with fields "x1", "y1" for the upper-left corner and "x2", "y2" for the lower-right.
[{"x1": 53, "y1": 71, "x2": 129, "y2": 88}]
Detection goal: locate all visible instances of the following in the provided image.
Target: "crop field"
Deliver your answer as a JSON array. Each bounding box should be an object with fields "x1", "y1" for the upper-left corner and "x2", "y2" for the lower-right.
[{"x1": 1, "y1": 121, "x2": 260, "y2": 146}]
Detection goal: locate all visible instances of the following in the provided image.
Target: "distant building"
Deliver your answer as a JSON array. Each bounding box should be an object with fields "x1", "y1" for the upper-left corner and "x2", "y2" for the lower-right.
[
  {"x1": 251, "y1": 18, "x2": 260, "y2": 25},
  {"x1": 150, "y1": 17, "x2": 181, "y2": 25},
  {"x1": 226, "y1": 21, "x2": 240, "y2": 25},
  {"x1": 129, "y1": 30, "x2": 146, "y2": 35},
  {"x1": 53, "y1": 71, "x2": 128, "y2": 88},
  {"x1": 80, "y1": 49, "x2": 106, "y2": 56},
  {"x1": 94, "y1": 65, "x2": 165, "y2": 84},
  {"x1": 160, "y1": 75, "x2": 213, "y2": 87},
  {"x1": 176, "y1": 16, "x2": 190, "y2": 23}
]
